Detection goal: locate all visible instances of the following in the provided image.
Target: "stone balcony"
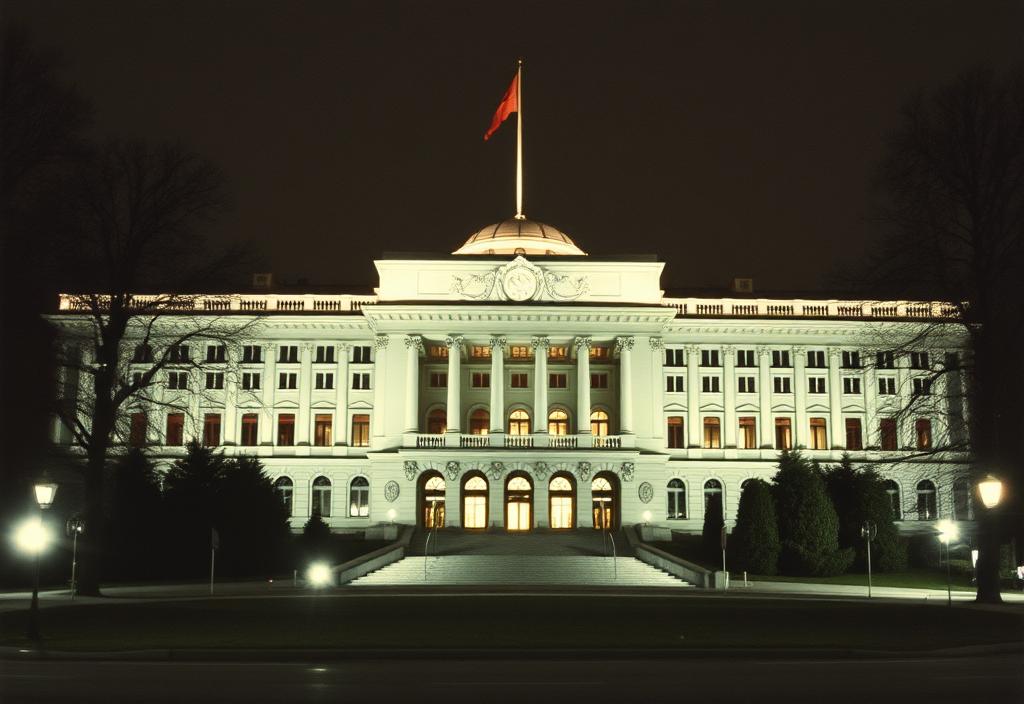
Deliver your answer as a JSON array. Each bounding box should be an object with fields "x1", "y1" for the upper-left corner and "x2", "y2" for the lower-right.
[{"x1": 405, "y1": 432, "x2": 635, "y2": 450}]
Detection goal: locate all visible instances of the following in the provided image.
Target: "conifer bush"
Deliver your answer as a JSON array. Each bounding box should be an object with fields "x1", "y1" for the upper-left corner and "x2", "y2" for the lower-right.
[{"x1": 731, "y1": 479, "x2": 780, "y2": 575}]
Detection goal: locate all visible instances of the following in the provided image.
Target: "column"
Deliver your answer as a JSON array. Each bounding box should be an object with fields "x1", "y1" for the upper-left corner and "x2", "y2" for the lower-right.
[
  {"x1": 577, "y1": 473, "x2": 593, "y2": 528},
  {"x1": 444, "y1": 474, "x2": 461, "y2": 528},
  {"x1": 864, "y1": 348, "x2": 878, "y2": 447},
  {"x1": 685, "y1": 344, "x2": 701, "y2": 447},
  {"x1": 794, "y1": 346, "x2": 807, "y2": 449},
  {"x1": 260, "y1": 344, "x2": 277, "y2": 444},
  {"x1": 296, "y1": 343, "x2": 313, "y2": 445},
  {"x1": 223, "y1": 345, "x2": 238, "y2": 445},
  {"x1": 335, "y1": 344, "x2": 350, "y2": 444},
  {"x1": 575, "y1": 337, "x2": 592, "y2": 434},
  {"x1": 403, "y1": 336, "x2": 422, "y2": 433},
  {"x1": 895, "y1": 352, "x2": 910, "y2": 448},
  {"x1": 649, "y1": 338, "x2": 664, "y2": 440},
  {"x1": 489, "y1": 336, "x2": 506, "y2": 434},
  {"x1": 532, "y1": 336, "x2": 549, "y2": 433},
  {"x1": 616, "y1": 336, "x2": 635, "y2": 434},
  {"x1": 372, "y1": 334, "x2": 389, "y2": 440},
  {"x1": 445, "y1": 335, "x2": 462, "y2": 433},
  {"x1": 723, "y1": 345, "x2": 736, "y2": 447},
  {"x1": 757, "y1": 346, "x2": 773, "y2": 448},
  {"x1": 827, "y1": 348, "x2": 844, "y2": 449}
]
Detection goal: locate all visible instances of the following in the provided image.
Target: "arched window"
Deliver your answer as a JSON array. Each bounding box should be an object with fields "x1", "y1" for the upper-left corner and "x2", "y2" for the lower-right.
[
  {"x1": 312, "y1": 476, "x2": 331, "y2": 518},
  {"x1": 465, "y1": 475, "x2": 487, "y2": 491},
  {"x1": 508, "y1": 409, "x2": 530, "y2": 435},
  {"x1": 667, "y1": 478, "x2": 686, "y2": 519},
  {"x1": 426, "y1": 408, "x2": 446, "y2": 434},
  {"x1": 592, "y1": 477, "x2": 613, "y2": 492},
  {"x1": 916, "y1": 479, "x2": 937, "y2": 520},
  {"x1": 549, "y1": 475, "x2": 575, "y2": 529},
  {"x1": 507, "y1": 476, "x2": 532, "y2": 491},
  {"x1": 548, "y1": 409, "x2": 569, "y2": 435},
  {"x1": 590, "y1": 409, "x2": 609, "y2": 436},
  {"x1": 462, "y1": 474, "x2": 488, "y2": 529},
  {"x1": 349, "y1": 476, "x2": 370, "y2": 517},
  {"x1": 275, "y1": 476, "x2": 294, "y2": 517},
  {"x1": 551, "y1": 476, "x2": 572, "y2": 491},
  {"x1": 703, "y1": 478, "x2": 723, "y2": 511},
  {"x1": 424, "y1": 475, "x2": 445, "y2": 492},
  {"x1": 884, "y1": 480, "x2": 902, "y2": 519},
  {"x1": 469, "y1": 408, "x2": 489, "y2": 435},
  {"x1": 422, "y1": 474, "x2": 445, "y2": 528},
  {"x1": 953, "y1": 478, "x2": 971, "y2": 521}
]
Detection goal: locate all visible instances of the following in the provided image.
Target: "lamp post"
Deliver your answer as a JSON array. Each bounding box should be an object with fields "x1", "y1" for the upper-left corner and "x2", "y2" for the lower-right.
[
  {"x1": 66, "y1": 517, "x2": 85, "y2": 600},
  {"x1": 975, "y1": 474, "x2": 1004, "y2": 604},
  {"x1": 25, "y1": 480, "x2": 58, "y2": 642},
  {"x1": 936, "y1": 519, "x2": 960, "y2": 607}
]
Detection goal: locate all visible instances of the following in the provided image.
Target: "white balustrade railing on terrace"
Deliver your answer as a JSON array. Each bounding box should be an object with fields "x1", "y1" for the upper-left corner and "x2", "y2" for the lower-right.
[
  {"x1": 663, "y1": 297, "x2": 958, "y2": 320},
  {"x1": 58, "y1": 293, "x2": 379, "y2": 313},
  {"x1": 405, "y1": 433, "x2": 633, "y2": 449}
]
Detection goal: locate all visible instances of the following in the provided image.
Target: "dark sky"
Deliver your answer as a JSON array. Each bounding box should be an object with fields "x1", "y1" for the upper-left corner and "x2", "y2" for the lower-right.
[{"x1": 6, "y1": 0, "x2": 1023, "y2": 292}]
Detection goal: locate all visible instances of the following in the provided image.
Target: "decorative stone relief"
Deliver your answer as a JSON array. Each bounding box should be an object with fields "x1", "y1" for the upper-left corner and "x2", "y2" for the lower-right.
[
  {"x1": 487, "y1": 461, "x2": 505, "y2": 481},
  {"x1": 638, "y1": 482, "x2": 654, "y2": 504},
  {"x1": 533, "y1": 461, "x2": 549, "y2": 481},
  {"x1": 576, "y1": 461, "x2": 592, "y2": 481},
  {"x1": 451, "y1": 256, "x2": 588, "y2": 302},
  {"x1": 403, "y1": 460, "x2": 418, "y2": 481},
  {"x1": 384, "y1": 481, "x2": 400, "y2": 502},
  {"x1": 620, "y1": 462, "x2": 635, "y2": 482},
  {"x1": 445, "y1": 460, "x2": 461, "y2": 480}
]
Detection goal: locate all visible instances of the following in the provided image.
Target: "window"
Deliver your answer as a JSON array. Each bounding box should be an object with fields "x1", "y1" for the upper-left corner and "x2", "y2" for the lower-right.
[
  {"x1": 169, "y1": 344, "x2": 189, "y2": 363},
  {"x1": 206, "y1": 345, "x2": 226, "y2": 363},
  {"x1": 129, "y1": 412, "x2": 147, "y2": 447},
  {"x1": 953, "y1": 479, "x2": 971, "y2": 521},
  {"x1": 912, "y1": 378, "x2": 932, "y2": 396},
  {"x1": 349, "y1": 477, "x2": 369, "y2": 517},
  {"x1": 666, "y1": 375, "x2": 685, "y2": 393},
  {"x1": 351, "y1": 414, "x2": 370, "y2": 447},
  {"x1": 589, "y1": 346, "x2": 609, "y2": 360},
  {"x1": 168, "y1": 371, "x2": 188, "y2": 390},
  {"x1": 808, "y1": 377, "x2": 826, "y2": 394},
  {"x1": 312, "y1": 476, "x2": 332, "y2": 517},
  {"x1": 203, "y1": 413, "x2": 221, "y2": 446},
  {"x1": 878, "y1": 377, "x2": 896, "y2": 395},
  {"x1": 773, "y1": 377, "x2": 792, "y2": 393},
  {"x1": 915, "y1": 418, "x2": 932, "y2": 449},
  {"x1": 241, "y1": 413, "x2": 258, "y2": 446},
  {"x1": 242, "y1": 345, "x2": 262, "y2": 363},
  {"x1": 549, "y1": 373, "x2": 568, "y2": 388},
  {"x1": 132, "y1": 372, "x2": 145, "y2": 387},
  {"x1": 876, "y1": 351, "x2": 895, "y2": 369},
  {"x1": 667, "y1": 417, "x2": 684, "y2": 449},
  {"x1": 884, "y1": 480, "x2": 902, "y2": 519},
  {"x1": 429, "y1": 372, "x2": 447, "y2": 388},
  {"x1": 845, "y1": 418, "x2": 863, "y2": 450},
  {"x1": 737, "y1": 376, "x2": 756, "y2": 393},
  {"x1": 509, "y1": 345, "x2": 531, "y2": 359},
  {"x1": 315, "y1": 372, "x2": 334, "y2": 390},
  {"x1": 739, "y1": 417, "x2": 757, "y2": 449},
  {"x1": 548, "y1": 409, "x2": 569, "y2": 435},
  {"x1": 471, "y1": 372, "x2": 490, "y2": 388},
  {"x1": 470, "y1": 345, "x2": 491, "y2": 358},
  {"x1": 807, "y1": 350, "x2": 825, "y2": 368},
  {"x1": 736, "y1": 349, "x2": 755, "y2": 367},
  {"x1": 132, "y1": 344, "x2": 153, "y2": 363},
  {"x1": 242, "y1": 372, "x2": 261, "y2": 390},
  {"x1": 590, "y1": 409, "x2": 609, "y2": 436},
  {"x1": 547, "y1": 345, "x2": 568, "y2": 360},
  {"x1": 278, "y1": 372, "x2": 297, "y2": 390},
  {"x1": 275, "y1": 477, "x2": 293, "y2": 516},
  {"x1": 771, "y1": 350, "x2": 790, "y2": 368},
  {"x1": 880, "y1": 418, "x2": 898, "y2": 451},
  {"x1": 352, "y1": 372, "x2": 371, "y2": 390},
  {"x1": 703, "y1": 479, "x2": 723, "y2": 512},
  {"x1": 667, "y1": 479, "x2": 686, "y2": 519},
  {"x1": 701, "y1": 376, "x2": 721, "y2": 393},
  {"x1": 427, "y1": 408, "x2": 446, "y2": 434},
  {"x1": 314, "y1": 345, "x2": 335, "y2": 364},
  {"x1": 510, "y1": 373, "x2": 528, "y2": 388},
  {"x1": 703, "y1": 417, "x2": 721, "y2": 449},
  {"x1": 352, "y1": 345, "x2": 372, "y2": 363},
  {"x1": 508, "y1": 409, "x2": 530, "y2": 435},
  {"x1": 775, "y1": 418, "x2": 792, "y2": 450},
  {"x1": 665, "y1": 348, "x2": 685, "y2": 366},
  {"x1": 916, "y1": 480, "x2": 937, "y2": 520},
  {"x1": 842, "y1": 350, "x2": 861, "y2": 369},
  {"x1": 469, "y1": 408, "x2": 489, "y2": 435},
  {"x1": 278, "y1": 345, "x2": 298, "y2": 363},
  {"x1": 277, "y1": 414, "x2": 295, "y2": 446},
  {"x1": 314, "y1": 414, "x2": 333, "y2": 446},
  {"x1": 590, "y1": 372, "x2": 609, "y2": 389},
  {"x1": 843, "y1": 377, "x2": 861, "y2": 394},
  {"x1": 809, "y1": 418, "x2": 827, "y2": 450},
  {"x1": 910, "y1": 351, "x2": 930, "y2": 370},
  {"x1": 700, "y1": 349, "x2": 720, "y2": 367},
  {"x1": 428, "y1": 345, "x2": 447, "y2": 359},
  {"x1": 166, "y1": 413, "x2": 185, "y2": 446},
  {"x1": 205, "y1": 372, "x2": 224, "y2": 390}
]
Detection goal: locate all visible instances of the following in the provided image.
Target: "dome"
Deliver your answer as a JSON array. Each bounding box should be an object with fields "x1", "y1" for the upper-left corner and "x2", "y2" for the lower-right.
[{"x1": 453, "y1": 217, "x2": 586, "y2": 256}]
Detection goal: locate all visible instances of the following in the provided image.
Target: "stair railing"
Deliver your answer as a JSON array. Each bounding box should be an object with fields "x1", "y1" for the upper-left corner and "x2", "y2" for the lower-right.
[
  {"x1": 607, "y1": 530, "x2": 617, "y2": 580},
  {"x1": 423, "y1": 502, "x2": 439, "y2": 580}
]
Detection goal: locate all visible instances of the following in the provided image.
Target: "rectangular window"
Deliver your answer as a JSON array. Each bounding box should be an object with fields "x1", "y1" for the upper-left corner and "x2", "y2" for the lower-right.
[
  {"x1": 240, "y1": 413, "x2": 258, "y2": 446},
  {"x1": 843, "y1": 377, "x2": 861, "y2": 394},
  {"x1": 915, "y1": 418, "x2": 932, "y2": 450},
  {"x1": 314, "y1": 345, "x2": 335, "y2": 364},
  {"x1": 737, "y1": 376, "x2": 756, "y2": 393},
  {"x1": 278, "y1": 345, "x2": 299, "y2": 363},
  {"x1": 549, "y1": 373, "x2": 567, "y2": 389},
  {"x1": 132, "y1": 344, "x2": 153, "y2": 363},
  {"x1": 910, "y1": 351, "x2": 930, "y2": 370},
  {"x1": 242, "y1": 372, "x2": 261, "y2": 390},
  {"x1": 427, "y1": 345, "x2": 447, "y2": 359},
  {"x1": 878, "y1": 377, "x2": 896, "y2": 395},
  {"x1": 471, "y1": 372, "x2": 490, "y2": 388},
  {"x1": 702, "y1": 417, "x2": 721, "y2": 449},
  {"x1": 739, "y1": 417, "x2": 757, "y2": 449},
  {"x1": 666, "y1": 375, "x2": 685, "y2": 393},
  {"x1": 808, "y1": 377, "x2": 826, "y2": 394},
  {"x1": 700, "y1": 349, "x2": 720, "y2": 367},
  {"x1": 771, "y1": 350, "x2": 791, "y2": 368},
  {"x1": 667, "y1": 417, "x2": 685, "y2": 449},
  {"x1": 510, "y1": 373, "x2": 528, "y2": 388},
  {"x1": 166, "y1": 413, "x2": 185, "y2": 446},
  {"x1": 876, "y1": 351, "x2": 895, "y2": 369},
  {"x1": 589, "y1": 346, "x2": 609, "y2": 360},
  {"x1": 129, "y1": 412, "x2": 147, "y2": 447},
  {"x1": 277, "y1": 414, "x2": 295, "y2": 446},
  {"x1": 842, "y1": 351, "x2": 861, "y2": 369},
  {"x1": 315, "y1": 372, "x2": 334, "y2": 390},
  {"x1": 912, "y1": 378, "x2": 932, "y2": 396},
  {"x1": 845, "y1": 418, "x2": 863, "y2": 450},
  {"x1": 278, "y1": 372, "x2": 297, "y2": 390},
  {"x1": 736, "y1": 349, "x2": 755, "y2": 367},
  {"x1": 809, "y1": 417, "x2": 828, "y2": 450},
  {"x1": 168, "y1": 371, "x2": 188, "y2": 390},
  {"x1": 665, "y1": 349, "x2": 685, "y2": 366},
  {"x1": 880, "y1": 418, "x2": 898, "y2": 451},
  {"x1": 775, "y1": 417, "x2": 792, "y2": 450},
  {"x1": 701, "y1": 376, "x2": 720, "y2": 393},
  {"x1": 429, "y1": 372, "x2": 447, "y2": 388},
  {"x1": 591, "y1": 373, "x2": 609, "y2": 389},
  {"x1": 509, "y1": 345, "x2": 531, "y2": 359},
  {"x1": 203, "y1": 413, "x2": 221, "y2": 446},
  {"x1": 242, "y1": 345, "x2": 262, "y2": 363},
  {"x1": 352, "y1": 345, "x2": 372, "y2": 363},
  {"x1": 132, "y1": 372, "x2": 144, "y2": 387},
  {"x1": 351, "y1": 414, "x2": 370, "y2": 447},
  {"x1": 169, "y1": 344, "x2": 190, "y2": 363},
  {"x1": 807, "y1": 350, "x2": 826, "y2": 368},
  {"x1": 773, "y1": 376, "x2": 792, "y2": 393},
  {"x1": 470, "y1": 345, "x2": 491, "y2": 358},
  {"x1": 314, "y1": 414, "x2": 333, "y2": 446},
  {"x1": 352, "y1": 372, "x2": 371, "y2": 390},
  {"x1": 206, "y1": 345, "x2": 226, "y2": 363},
  {"x1": 205, "y1": 372, "x2": 224, "y2": 390},
  {"x1": 547, "y1": 346, "x2": 568, "y2": 361}
]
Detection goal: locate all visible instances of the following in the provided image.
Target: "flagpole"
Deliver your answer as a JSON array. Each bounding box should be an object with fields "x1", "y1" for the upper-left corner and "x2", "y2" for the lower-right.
[{"x1": 515, "y1": 58, "x2": 524, "y2": 219}]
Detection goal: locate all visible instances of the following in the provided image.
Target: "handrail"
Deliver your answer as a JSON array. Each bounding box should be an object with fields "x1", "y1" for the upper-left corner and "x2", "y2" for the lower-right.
[
  {"x1": 423, "y1": 505, "x2": 439, "y2": 581},
  {"x1": 601, "y1": 528, "x2": 617, "y2": 579}
]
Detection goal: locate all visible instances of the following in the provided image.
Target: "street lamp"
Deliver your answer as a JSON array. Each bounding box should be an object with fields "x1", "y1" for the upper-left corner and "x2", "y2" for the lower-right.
[
  {"x1": 22, "y1": 479, "x2": 58, "y2": 642},
  {"x1": 66, "y1": 517, "x2": 85, "y2": 599},
  {"x1": 307, "y1": 562, "x2": 333, "y2": 588},
  {"x1": 978, "y1": 475, "x2": 1003, "y2": 510},
  {"x1": 975, "y1": 474, "x2": 1005, "y2": 604},
  {"x1": 936, "y1": 519, "x2": 959, "y2": 607}
]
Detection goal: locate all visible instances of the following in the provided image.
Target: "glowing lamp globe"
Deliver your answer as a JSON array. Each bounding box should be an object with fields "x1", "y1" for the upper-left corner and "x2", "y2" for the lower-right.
[
  {"x1": 936, "y1": 519, "x2": 959, "y2": 545},
  {"x1": 642, "y1": 510, "x2": 653, "y2": 525},
  {"x1": 307, "y1": 562, "x2": 333, "y2": 588},
  {"x1": 14, "y1": 518, "x2": 51, "y2": 555},
  {"x1": 978, "y1": 475, "x2": 1003, "y2": 509},
  {"x1": 34, "y1": 482, "x2": 58, "y2": 509}
]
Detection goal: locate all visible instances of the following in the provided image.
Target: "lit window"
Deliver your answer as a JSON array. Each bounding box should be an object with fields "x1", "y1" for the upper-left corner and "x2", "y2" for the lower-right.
[
  {"x1": 166, "y1": 413, "x2": 185, "y2": 446},
  {"x1": 702, "y1": 417, "x2": 721, "y2": 449},
  {"x1": 548, "y1": 346, "x2": 568, "y2": 360},
  {"x1": 349, "y1": 477, "x2": 369, "y2": 517},
  {"x1": 469, "y1": 409, "x2": 489, "y2": 435},
  {"x1": 277, "y1": 414, "x2": 295, "y2": 446},
  {"x1": 667, "y1": 479, "x2": 686, "y2": 519},
  {"x1": 509, "y1": 345, "x2": 531, "y2": 359},
  {"x1": 667, "y1": 416, "x2": 684, "y2": 449},
  {"x1": 275, "y1": 476, "x2": 293, "y2": 516},
  {"x1": 312, "y1": 476, "x2": 332, "y2": 517},
  {"x1": 589, "y1": 346, "x2": 609, "y2": 360},
  {"x1": 426, "y1": 408, "x2": 446, "y2": 434},
  {"x1": 916, "y1": 479, "x2": 937, "y2": 520},
  {"x1": 314, "y1": 414, "x2": 333, "y2": 446},
  {"x1": 351, "y1": 414, "x2": 370, "y2": 447},
  {"x1": 428, "y1": 345, "x2": 448, "y2": 359},
  {"x1": 775, "y1": 418, "x2": 792, "y2": 450},
  {"x1": 590, "y1": 409, "x2": 609, "y2": 436},
  {"x1": 738, "y1": 417, "x2": 756, "y2": 449},
  {"x1": 470, "y1": 345, "x2": 491, "y2": 358},
  {"x1": 203, "y1": 413, "x2": 221, "y2": 446},
  {"x1": 508, "y1": 409, "x2": 530, "y2": 435},
  {"x1": 915, "y1": 418, "x2": 932, "y2": 449},
  {"x1": 809, "y1": 418, "x2": 827, "y2": 450},
  {"x1": 240, "y1": 413, "x2": 258, "y2": 446},
  {"x1": 548, "y1": 409, "x2": 569, "y2": 435}
]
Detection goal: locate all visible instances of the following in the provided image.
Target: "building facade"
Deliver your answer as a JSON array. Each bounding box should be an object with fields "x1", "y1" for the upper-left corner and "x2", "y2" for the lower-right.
[{"x1": 49, "y1": 218, "x2": 973, "y2": 535}]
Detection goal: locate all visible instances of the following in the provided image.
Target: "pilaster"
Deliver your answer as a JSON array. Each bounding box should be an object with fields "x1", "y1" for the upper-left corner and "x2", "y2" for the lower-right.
[
  {"x1": 685, "y1": 344, "x2": 701, "y2": 447},
  {"x1": 532, "y1": 336, "x2": 550, "y2": 433},
  {"x1": 722, "y1": 345, "x2": 736, "y2": 447},
  {"x1": 616, "y1": 336, "x2": 635, "y2": 434},
  {"x1": 445, "y1": 335, "x2": 463, "y2": 433},
  {"x1": 489, "y1": 336, "x2": 506, "y2": 434},
  {"x1": 757, "y1": 346, "x2": 773, "y2": 447},
  {"x1": 575, "y1": 337, "x2": 592, "y2": 434}
]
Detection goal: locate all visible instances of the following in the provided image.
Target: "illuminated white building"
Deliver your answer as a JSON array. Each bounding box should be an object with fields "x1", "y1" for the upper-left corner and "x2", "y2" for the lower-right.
[{"x1": 49, "y1": 217, "x2": 974, "y2": 534}]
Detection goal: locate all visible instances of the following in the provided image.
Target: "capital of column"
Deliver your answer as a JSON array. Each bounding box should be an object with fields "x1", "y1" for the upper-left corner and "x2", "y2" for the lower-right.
[
  {"x1": 489, "y1": 335, "x2": 507, "y2": 350},
  {"x1": 792, "y1": 345, "x2": 806, "y2": 355},
  {"x1": 445, "y1": 335, "x2": 464, "y2": 350},
  {"x1": 302, "y1": 342, "x2": 315, "y2": 353},
  {"x1": 337, "y1": 342, "x2": 352, "y2": 353},
  {"x1": 756, "y1": 345, "x2": 772, "y2": 356},
  {"x1": 374, "y1": 334, "x2": 390, "y2": 351},
  {"x1": 573, "y1": 336, "x2": 592, "y2": 352},
  {"x1": 531, "y1": 335, "x2": 550, "y2": 350},
  {"x1": 648, "y1": 337, "x2": 665, "y2": 350},
  {"x1": 684, "y1": 344, "x2": 701, "y2": 356},
  {"x1": 614, "y1": 336, "x2": 635, "y2": 353},
  {"x1": 722, "y1": 345, "x2": 735, "y2": 358},
  {"x1": 828, "y1": 348, "x2": 842, "y2": 361},
  {"x1": 404, "y1": 335, "x2": 424, "y2": 353}
]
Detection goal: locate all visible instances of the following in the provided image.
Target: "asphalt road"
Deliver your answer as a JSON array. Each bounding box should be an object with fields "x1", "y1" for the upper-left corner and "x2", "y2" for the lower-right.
[{"x1": 2, "y1": 653, "x2": 1022, "y2": 703}]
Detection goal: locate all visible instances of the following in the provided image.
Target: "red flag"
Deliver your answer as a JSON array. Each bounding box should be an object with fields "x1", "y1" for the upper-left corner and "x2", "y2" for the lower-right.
[{"x1": 484, "y1": 71, "x2": 519, "y2": 141}]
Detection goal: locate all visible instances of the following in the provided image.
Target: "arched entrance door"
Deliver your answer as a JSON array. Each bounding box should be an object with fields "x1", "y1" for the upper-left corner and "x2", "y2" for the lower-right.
[
  {"x1": 462, "y1": 473, "x2": 488, "y2": 529},
  {"x1": 419, "y1": 472, "x2": 445, "y2": 528},
  {"x1": 549, "y1": 474, "x2": 576, "y2": 529},
  {"x1": 591, "y1": 473, "x2": 619, "y2": 530},
  {"x1": 505, "y1": 473, "x2": 533, "y2": 531}
]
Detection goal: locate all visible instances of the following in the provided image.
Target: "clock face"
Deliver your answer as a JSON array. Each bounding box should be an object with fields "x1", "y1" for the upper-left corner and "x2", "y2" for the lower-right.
[{"x1": 502, "y1": 267, "x2": 538, "y2": 301}]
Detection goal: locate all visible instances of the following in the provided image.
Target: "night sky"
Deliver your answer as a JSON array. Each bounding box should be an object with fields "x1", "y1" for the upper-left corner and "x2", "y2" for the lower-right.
[{"x1": 6, "y1": 0, "x2": 1023, "y2": 293}]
